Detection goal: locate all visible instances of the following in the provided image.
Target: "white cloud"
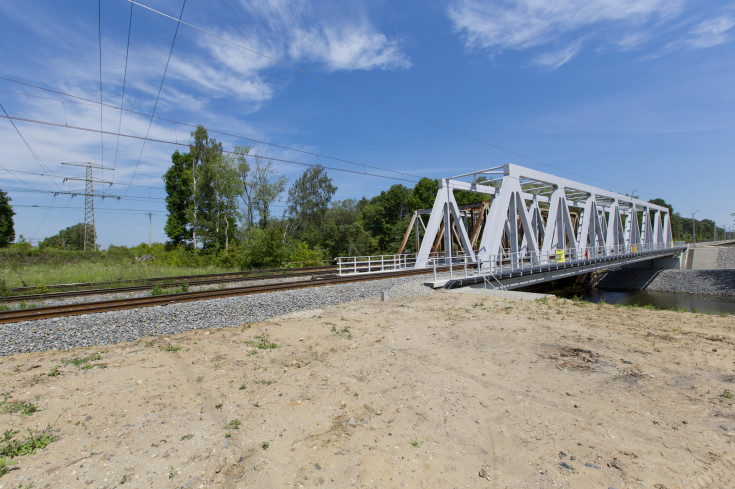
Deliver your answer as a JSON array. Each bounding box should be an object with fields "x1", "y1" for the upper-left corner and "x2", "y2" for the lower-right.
[
  {"x1": 236, "y1": 0, "x2": 410, "y2": 71},
  {"x1": 448, "y1": 0, "x2": 685, "y2": 67},
  {"x1": 686, "y1": 15, "x2": 735, "y2": 48},
  {"x1": 289, "y1": 26, "x2": 410, "y2": 71},
  {"x1": 534, "y1": 41, "x2": 583, "y2": 69}
]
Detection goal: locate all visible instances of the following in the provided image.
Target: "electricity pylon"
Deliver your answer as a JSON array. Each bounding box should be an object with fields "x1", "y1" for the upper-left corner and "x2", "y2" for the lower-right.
[{"x1": 60, "y1": 162, "x2": 118, "y2": 250}]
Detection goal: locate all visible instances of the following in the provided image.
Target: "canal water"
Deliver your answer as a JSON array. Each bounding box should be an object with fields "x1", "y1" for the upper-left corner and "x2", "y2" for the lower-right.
[{"x1": 518, "y1": 284, "x2": 735, "y2": 315}]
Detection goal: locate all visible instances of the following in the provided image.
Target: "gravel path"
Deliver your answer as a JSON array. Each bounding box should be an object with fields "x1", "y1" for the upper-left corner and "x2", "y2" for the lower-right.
[{"x1": 1, "y1": 275, "x2": 437, "y2": 357}]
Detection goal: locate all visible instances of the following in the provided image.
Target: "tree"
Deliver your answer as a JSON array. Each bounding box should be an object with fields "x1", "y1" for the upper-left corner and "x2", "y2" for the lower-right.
[
  {"x1": 208, "y1": 152, "x2": 242, "y2": 251},
  {"x1": 233, "y1": 146, "x2": 256, "y2": 228},
  {"x1": 39, "y1": 223, "x2": 93, "y2": 250},
  {"x1": 163, "y1": 150, "x2": 193, "y2": 246},
  {"x1": 412, "y1": 177, "x2": 438, "y2": 210},
  {"x1": 284, "y1": 166, "x2": 337, "y2": 243},
  {"x1": 187, "y1": 125, "x2": 223, "y2": 249},
  {"x1": 252, "y1": 157, "x2": 286, "y2": 229},
  {"x1": 320, "y1": 199, "x2": 373, "y2": 257},
  {"x1": 0, "y1": 188, "x2": 15, "y2": 247}
]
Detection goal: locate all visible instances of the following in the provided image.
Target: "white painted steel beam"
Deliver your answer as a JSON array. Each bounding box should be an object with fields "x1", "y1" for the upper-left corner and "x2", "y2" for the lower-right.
[{"x1": 415, "y1": 163, "x2": 673, "y2": 269}]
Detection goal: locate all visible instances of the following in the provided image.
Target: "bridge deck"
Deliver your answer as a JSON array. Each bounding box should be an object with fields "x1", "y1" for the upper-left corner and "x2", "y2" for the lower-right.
[{"x1": 428, "y1": 246, "x2": 685, "y2": 290}]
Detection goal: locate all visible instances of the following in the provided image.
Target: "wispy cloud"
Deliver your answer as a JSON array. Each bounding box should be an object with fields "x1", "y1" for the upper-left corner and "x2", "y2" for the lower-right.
[
  {"x1": 686, "y1": 15, "x2": 735, "y2": 48},
  {"x1": 533, "y1": 41, "x2": 583, "y2": 70},
  {"x1": 236, "y1": 0, "x2": 410, "y2": 71},
  {"x1": 447, "y1": 0, "x2": 686, "y2": 68}
]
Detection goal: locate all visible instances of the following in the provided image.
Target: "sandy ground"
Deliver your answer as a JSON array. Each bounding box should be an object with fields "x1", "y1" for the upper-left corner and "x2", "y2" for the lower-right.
[{"x1": 1, "y1": 290, "x2": 734, "y2": 489}]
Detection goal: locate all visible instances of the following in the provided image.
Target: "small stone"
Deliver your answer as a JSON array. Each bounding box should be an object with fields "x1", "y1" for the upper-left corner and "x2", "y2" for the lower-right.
[
  {"x1": 347, "y1": 419, "x2": 356, "y2": 427},
  {"x1": 559, "y1": 461, "x2": 574, "y2": 471}
]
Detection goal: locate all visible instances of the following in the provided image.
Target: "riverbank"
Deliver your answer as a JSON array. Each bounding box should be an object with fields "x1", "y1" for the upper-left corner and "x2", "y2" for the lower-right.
[
  {"x1": 594, "y1": 269, "x2": 735, "y2": 297},
  {"x1": 1, "y1": 289, "x2": 733, "y2": 488}
]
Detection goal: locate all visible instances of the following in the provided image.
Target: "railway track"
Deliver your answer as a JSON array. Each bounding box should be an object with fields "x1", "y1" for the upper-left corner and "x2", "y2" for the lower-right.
[
  {"x1": 1, "y1": 266, "x2": 338, "y2": 303},
  {"x1": 0, "y1": 267, "x2": 436, "y2": 324}
]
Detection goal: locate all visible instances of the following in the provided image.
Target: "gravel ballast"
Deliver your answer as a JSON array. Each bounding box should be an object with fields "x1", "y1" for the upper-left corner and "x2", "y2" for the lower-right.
[{"x1": 0, "y1": 275, "x2": 436, "y2": 357}]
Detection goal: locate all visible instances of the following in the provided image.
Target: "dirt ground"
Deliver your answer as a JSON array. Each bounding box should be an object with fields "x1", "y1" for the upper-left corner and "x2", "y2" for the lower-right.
[{"x1": 1, "y1": 289, "x2": 734, "y2": 489}]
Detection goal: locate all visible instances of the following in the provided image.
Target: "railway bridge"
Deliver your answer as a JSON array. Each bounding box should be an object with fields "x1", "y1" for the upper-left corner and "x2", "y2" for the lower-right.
[{"x1": 338, "y1": 164, "x2": 686, "y2": 290}]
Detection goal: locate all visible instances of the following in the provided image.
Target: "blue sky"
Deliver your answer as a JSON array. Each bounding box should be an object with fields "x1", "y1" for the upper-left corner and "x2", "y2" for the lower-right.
[{"x1": 1, "y1": 0, "x2": 734, "y2": 248}]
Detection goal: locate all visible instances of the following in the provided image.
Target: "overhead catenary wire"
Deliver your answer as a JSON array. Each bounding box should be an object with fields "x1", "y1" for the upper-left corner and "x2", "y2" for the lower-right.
[
  {"x1": 98, "y1": 0, "x2": 105, "y2": 181},
  {"x1": 0, "y1": 102, "x2": 63, "y2": 191},
  {"x1": 0, "y1": 167, "x2": 164, "y2": 191},
  {"x1": 0, "y1": 76, "x2": 422, "y2": 180},
  {"x1": 113, "y1": 1, "x2": 134, "y2": 176},
  {"x1": 127, "y1": 0, "x2": 632, "y2": 192},
  {"x1": 126, "y1": 0, "x2": 187, "y2": 196},
  {"x1": 0, "y1": 114, "x2": 420, "y2": 183}
]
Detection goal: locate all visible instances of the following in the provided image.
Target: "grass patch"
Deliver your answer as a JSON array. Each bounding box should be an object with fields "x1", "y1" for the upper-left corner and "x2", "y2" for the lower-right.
[
  {"x1": 160, "y1": 344, "x2": 181, "y2": 352},
  {"x1": 1, "y1": 427, "x2": 57, "y2": 458},
  {"x1": 0, "y1": 455, "x2": 18, "y2": 476},
  {"x1": 47, "y1": 365, "x2": 61, "y2": 377},
  {"x1": 151, "y1": 282, "x2": 190, "y2": 296},
  {"x1": 0, "y1": 399, "x2": 37, "y2": 416},
  {"x1": 63, "y1": 352, "x2": 102, "y2": 367},
  {"x1": 245, "y1": 333, "x2": 278, "y2": 350},
  {"x1": 228, "y1": 419, "x2": 241, "y2": 430},
  {"x1": 723, "y1": 389, "x2": 733, "y2": 400}
]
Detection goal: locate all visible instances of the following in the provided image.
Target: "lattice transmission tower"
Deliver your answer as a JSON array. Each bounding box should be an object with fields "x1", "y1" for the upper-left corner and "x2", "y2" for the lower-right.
[{"x1": 59, "y1": 162, "x2": 118, "y2": 250}]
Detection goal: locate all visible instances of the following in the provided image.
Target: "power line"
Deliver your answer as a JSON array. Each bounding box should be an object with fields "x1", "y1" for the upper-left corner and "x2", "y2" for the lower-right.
[
  {"x1": 127, "y1": 0, "x2": 631, "y2": 192},
  {"x1": 127, "y1": 0, "x2": 187, "y2": 195},
  {"x1": 3, "y1": 185, "x2": 165, "y2": 202},
  {"x1": 0, "y1": 113, "x2": 420, "y2": 183},
  {"x1": 0, "y1": 75, "x2": 422, "y2": 180},
  {"x1": 98, "y1": 0, "x2": 105, "y2": 180},
  {"x1": 114, "y1": 1, "x2": 134, "y2": 175},
  {"x1": 0, "y1": 167, "x2": 164, "y2": 190},
  {"x1": 0, "y1": 102, "x2": 63, "y2": 190}
]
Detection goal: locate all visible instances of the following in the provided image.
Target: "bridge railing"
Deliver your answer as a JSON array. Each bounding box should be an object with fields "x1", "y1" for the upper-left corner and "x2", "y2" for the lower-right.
[
  {"x1": 432, "y1": 241, "x2": 685, "y2": 283},
  {"x1": 337, "y1": 252, "x2": 452, "y2": 275}
]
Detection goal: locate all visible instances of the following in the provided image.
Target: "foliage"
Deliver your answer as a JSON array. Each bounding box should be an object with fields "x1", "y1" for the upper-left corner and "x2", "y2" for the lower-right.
[
  {"x1": 1, "y1": 427, "x2": 57, "y2": 458},
  {"x1": 284, "y1": 166, "x2": 337, "y2": 243},
  {"x1": 0, "y1": 188, "x2": 14, "y2": 247},
  {"x1": 238, "y1": 226, "x2": 293, "y2": 269},
  {"x1": 163, "y1": 150, "x2": 193, "y2": 246},
  {"x1": 286, "y1": 241, "x2": 325, "y2": 267},
  {"x1": 252, "y1": 157, "x2": 286, "y2": 229},
  {"x1": 39, "y1": 223, "x2": 95, "y2": 251}
]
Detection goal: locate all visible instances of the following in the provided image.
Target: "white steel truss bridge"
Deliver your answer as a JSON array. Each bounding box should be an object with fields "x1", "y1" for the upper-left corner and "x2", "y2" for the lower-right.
[{"x1": 337, "y1": 164, "x2": 686, "y2": 289}]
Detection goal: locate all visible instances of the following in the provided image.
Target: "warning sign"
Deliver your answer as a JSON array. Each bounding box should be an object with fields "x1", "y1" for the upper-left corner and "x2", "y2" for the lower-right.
[{"x1": 555, "y1": 249, "x2": 565, "y2": 264}]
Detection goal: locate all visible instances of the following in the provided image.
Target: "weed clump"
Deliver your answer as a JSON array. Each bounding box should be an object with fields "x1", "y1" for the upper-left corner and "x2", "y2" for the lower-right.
[
  {"x1": 0, "y1": 399, "x2": 37, "y2": 416},
  {"x1": 1, "y1": 427, "x2": 57, "y2": 458}
]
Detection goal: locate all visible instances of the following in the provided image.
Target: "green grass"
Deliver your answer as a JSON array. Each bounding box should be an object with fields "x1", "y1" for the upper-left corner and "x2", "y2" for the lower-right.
[
  {"x1": 63, "y1": 353, "x2": 102, "y2": 367},
  {"x1": 0, "y1": 456, "x2": 18, "y2": 477},
  {"x1": 0, "y1": 258, "x2": 232, "y2": 290},
  {"x1": 245, "y1": 333, "x2": 278, "y2": 350},
  {"x1": 160, "y1": 344, "x2": 181, "y2": 352},
  {"x1": 723, "y1": 389, "x2": 733, "y2": 400},
  {"x1": 0, "y1": 399, "x2": 37, "y2": 416},
  {"x1": 1, "y1": 428, "x2": 57, "y2": 458},
  {"x1": 228, "y1": 419, "x2": 241, "y2": 430}
]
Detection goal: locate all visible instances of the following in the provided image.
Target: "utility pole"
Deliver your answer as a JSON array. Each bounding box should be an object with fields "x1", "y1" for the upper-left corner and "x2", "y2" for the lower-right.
[
  {"x1": 60, "y1": 162, "x2": 117, "y2": 250},
  {"x1": 691, "y1": 210, "x2": 699, "y2": 243},
  {"x1": 148, "y1": 212, "x2": 152, "y2": 247}
]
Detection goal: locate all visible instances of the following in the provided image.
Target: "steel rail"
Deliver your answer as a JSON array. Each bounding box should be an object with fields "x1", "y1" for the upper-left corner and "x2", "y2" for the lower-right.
[
  {"x1": 0, "y1": 267, "x2": 439, "y2": 324},
  {"x1": 1, "y1": 268, "x2": 338, "y2": 303}
]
